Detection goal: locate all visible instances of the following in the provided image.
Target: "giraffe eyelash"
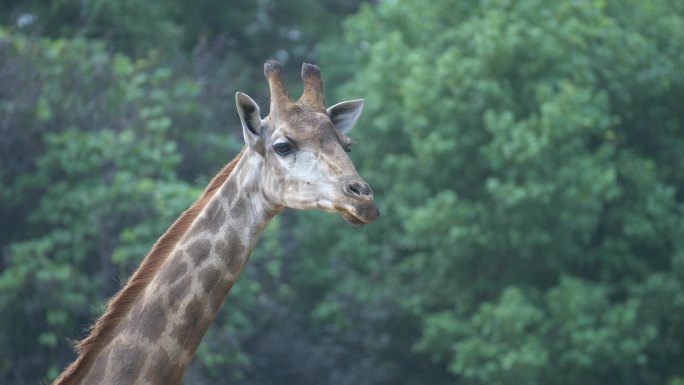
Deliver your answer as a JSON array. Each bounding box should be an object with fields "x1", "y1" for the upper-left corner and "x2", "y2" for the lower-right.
[{"x1": 343, "y1": 138, "x2": 357, "y2": 152}]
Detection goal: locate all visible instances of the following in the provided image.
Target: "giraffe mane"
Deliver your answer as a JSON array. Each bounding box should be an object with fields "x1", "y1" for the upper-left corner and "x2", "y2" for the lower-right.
[{"x1": 53, "y1": 148, "x2": 246, "y2": 385}]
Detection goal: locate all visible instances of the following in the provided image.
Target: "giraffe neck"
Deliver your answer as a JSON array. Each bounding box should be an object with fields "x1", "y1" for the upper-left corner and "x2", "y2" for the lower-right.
[{"x1": 78, "y1": 150, "x2": 281, "y2": 385}]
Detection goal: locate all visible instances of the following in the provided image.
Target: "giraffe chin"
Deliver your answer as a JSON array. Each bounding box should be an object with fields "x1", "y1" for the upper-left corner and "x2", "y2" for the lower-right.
[{"x1": 340, "y1": 211, "x2": 368, "y2": 226}]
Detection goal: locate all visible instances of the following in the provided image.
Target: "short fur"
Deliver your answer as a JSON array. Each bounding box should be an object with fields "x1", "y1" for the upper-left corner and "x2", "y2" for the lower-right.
[{"x1": 53, "y1": 148, "x2": 246, "y2": 385}]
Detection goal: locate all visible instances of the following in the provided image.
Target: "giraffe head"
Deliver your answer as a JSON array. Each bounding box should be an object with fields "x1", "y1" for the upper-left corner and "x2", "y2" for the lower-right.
[{"x1": 235, "y1": 60, "x2": 379, "y2": 225}]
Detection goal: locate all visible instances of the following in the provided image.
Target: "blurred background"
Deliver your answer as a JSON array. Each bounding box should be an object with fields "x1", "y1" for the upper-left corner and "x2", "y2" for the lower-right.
[{"x1": 1, "y1": 0, "x2": 684, "y2": 384}]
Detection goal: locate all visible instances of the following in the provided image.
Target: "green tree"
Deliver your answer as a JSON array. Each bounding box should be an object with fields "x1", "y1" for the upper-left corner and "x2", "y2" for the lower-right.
[
  {"x1": 0, "y1": 31, "x2": 205, "y2": 382},
  {"x1": 291, "y1": 0, "x2": 684, "y2": 383}
]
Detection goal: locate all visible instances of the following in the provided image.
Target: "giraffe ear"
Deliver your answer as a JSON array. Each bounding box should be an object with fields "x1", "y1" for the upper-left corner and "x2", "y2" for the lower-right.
[
  {"x1": 236, "y1": 92, "x2": 265, "y2": 156},
  {"x1": 327, "y1": 99, "x2": 365, "y2": 135}
]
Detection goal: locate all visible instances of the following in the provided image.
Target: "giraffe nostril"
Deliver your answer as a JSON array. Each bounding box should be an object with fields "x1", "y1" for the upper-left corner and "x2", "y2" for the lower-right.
[{"x1": 345, "y1": 181, "x2": 372, "y2": 197}]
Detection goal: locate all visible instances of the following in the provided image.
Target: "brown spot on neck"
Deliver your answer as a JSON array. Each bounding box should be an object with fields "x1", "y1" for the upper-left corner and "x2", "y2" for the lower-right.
[
  {"x1": 210, "y1": 279, "x2": 234, "y2": 312},
  {"x1": 107, "y1": 344, "x2": 146, "y2": 384},
  {"x1": 187, "y1": 238, "x2": 212, "y2": 265},
  {"x1": 221, "y1": 231, "x2": 246, "y2": 275},
  {"x1": 192, "y1": 199, "x2": 227, "y2": 236},
  {"x1": 198, "y1": 266, "x2": 221, "y2": 293},
  {"x1": 172, "y1": 296, "x2": 206, "y2": 354},
  {"x1": 231, "y1": 196, "x2": 247, "y2": 219},
  {"x1": 159, "y1": 253, "x2": 188, "y2": 285},
  {"x1": 145, "y1": 349, "x2": 183, "y2": 385},
  {"x1": 135, "y1": 300, "x2": 168, "y2": 341},
  {"x1": 168, "y1": 276, "x2": 192, "y2": 311}
]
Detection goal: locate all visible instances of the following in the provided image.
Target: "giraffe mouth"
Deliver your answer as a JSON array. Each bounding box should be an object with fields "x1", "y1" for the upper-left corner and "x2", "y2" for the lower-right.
[{"x1": 334, "y1": 204, "x2": 378, "y2": 226}]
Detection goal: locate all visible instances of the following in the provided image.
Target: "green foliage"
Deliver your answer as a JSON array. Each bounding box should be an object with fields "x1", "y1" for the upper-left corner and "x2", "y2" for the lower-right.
[
  {"x1": 0, "y1": 30, "x2": 202, "y2": 382},
  {"x1": 450, "y1": 287, "x2": 547, "y2": 385},
  {"x1": 0, "y1": 0, "x2": 364, "y2": 58}
]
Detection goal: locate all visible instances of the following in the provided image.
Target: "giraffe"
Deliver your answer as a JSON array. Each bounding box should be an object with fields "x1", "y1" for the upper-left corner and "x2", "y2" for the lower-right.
[{"x1": 53, "y1": 60, "x2": 379, "y2": 385}]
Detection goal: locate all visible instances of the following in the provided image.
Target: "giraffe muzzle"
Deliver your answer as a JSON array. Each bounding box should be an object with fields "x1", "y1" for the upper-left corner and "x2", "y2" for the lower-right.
[{"x1": 335, "y1": 177, "x2": 379, "y2": 225}]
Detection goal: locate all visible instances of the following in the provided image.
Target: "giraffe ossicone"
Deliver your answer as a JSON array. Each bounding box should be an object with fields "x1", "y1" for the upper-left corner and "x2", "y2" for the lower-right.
[{"x1": 53, "y1": 60, "x2": 378, "y2": 385}]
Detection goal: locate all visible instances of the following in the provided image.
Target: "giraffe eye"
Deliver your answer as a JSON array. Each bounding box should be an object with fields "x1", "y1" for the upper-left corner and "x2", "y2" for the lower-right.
[{"x1": 273, "y1": 142, "x2": 293, "y2": 156}]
